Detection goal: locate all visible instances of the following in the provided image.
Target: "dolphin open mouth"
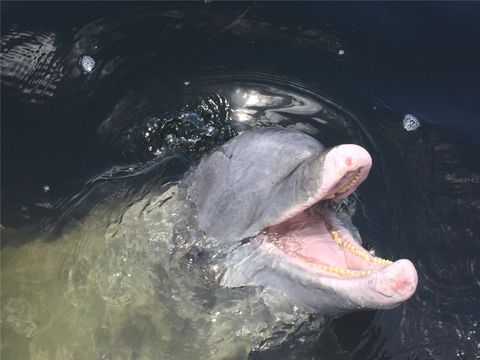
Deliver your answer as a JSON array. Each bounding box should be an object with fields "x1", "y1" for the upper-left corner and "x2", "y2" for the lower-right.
[
  {"x1": 266, "y1": 206, "x2": 392, "y2": 279},
  {"x1": 264, "y1": 144, "x2": 383, "y2": 279},
  {"x1": 263, "y1": 145, "x2": 417, "y2": 299}
]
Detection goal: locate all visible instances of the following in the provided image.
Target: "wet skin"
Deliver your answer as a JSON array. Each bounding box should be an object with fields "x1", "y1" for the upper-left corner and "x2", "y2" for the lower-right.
[{"x1": 185, "y1": 127, "x2": 418, "y2": 315}]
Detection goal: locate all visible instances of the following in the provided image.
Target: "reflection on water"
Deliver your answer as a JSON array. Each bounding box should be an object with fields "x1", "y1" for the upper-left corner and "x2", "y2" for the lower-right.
[
  {"x1": 98, "y1": 92, "x2": 237, "y2": 161},
  {"x1": 1, "y1": 29, "x2": 62, "y2": 103}
]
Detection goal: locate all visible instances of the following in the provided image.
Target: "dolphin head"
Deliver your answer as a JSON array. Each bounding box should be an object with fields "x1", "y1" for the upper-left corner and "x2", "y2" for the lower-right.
[{"x1": 185, "y1": 127, "x2": 417, "y2": 315}]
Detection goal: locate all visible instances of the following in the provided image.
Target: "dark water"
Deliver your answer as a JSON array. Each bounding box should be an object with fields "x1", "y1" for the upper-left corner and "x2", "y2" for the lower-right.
[{"x1": 1, "y1": 2, "x2": 480, "y2": 359}]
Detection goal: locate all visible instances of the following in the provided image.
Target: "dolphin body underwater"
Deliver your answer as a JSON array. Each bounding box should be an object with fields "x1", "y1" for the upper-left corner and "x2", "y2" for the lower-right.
[{"x1": 1, "y1": 127, "x2": 417, "y2": 359}]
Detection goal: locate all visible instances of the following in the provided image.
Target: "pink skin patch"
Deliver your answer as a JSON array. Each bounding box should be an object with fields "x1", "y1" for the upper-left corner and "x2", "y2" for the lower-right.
[
  {"x1": 345, "y1": 156, "x2": 353, "y2": 167},
  {"x1": 369, "y1": 259, "x2": 418, "y2": 298}
]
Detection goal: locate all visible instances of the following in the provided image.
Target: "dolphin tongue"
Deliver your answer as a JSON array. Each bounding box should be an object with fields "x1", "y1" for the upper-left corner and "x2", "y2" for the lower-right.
[{"x1": 267, "y1": 212, "x2": 348, "y2": 268}]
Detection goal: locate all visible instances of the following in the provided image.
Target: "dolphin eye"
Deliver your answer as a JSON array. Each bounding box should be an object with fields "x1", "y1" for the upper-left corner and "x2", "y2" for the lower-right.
[{"x1": 239, "y1": 238, "x2": 251, "y2": 246}]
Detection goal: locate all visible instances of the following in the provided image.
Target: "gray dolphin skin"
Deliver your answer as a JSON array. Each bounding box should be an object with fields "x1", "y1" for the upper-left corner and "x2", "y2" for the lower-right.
[{"x1": 184, "y1": 127, "x2": 418, "y2": 315}]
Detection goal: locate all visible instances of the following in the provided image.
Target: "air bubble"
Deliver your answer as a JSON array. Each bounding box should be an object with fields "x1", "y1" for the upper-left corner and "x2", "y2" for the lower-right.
[
  {"x1": 403, "y1": 114, "x2": 421, "y2": 131},
  {"x1": 42, "y1": 185, "x2": 50, "y2": 193},
  {"x1": 338, "y1": 49, "x2": 345, "y2": 55},
  {"x1": 79, "y1": 55, "x2": 96, "y2": 73}
]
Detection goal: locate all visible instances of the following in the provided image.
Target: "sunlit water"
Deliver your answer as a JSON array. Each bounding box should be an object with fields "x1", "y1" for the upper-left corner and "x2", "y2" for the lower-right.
[{"x1": 2, "y1": 3, "x2": 480, "y2": 360}]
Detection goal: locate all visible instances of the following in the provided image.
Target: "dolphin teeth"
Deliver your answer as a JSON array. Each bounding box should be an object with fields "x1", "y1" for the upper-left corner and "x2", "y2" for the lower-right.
[
  {"x1": 372, "y1": 257, "x2": 393, "y2": 264},
  {"x1": 268, "y1": 233, "x2": 372, "y2": 277},
  {"x1": 323, "y1": 169, "x2": 362, "y2": 201},
  {"x1": 296, "y1": 258, "x2": 373, "y2": 277},
  {"x1": 325, "y1": 221, "x2": 393, "y2": 266},
  {"x1": 335, "y1": 169, "x2": 362, "y2": 195}
]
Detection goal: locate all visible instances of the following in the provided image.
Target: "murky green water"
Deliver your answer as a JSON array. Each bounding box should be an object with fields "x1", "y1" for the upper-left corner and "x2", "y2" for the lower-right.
[
  {"x1": 2, "y1": 185, "x2": 216, "y2": 359},
  {"x1": 1, "y1": 180, "x2": 310, "y2": 360}
]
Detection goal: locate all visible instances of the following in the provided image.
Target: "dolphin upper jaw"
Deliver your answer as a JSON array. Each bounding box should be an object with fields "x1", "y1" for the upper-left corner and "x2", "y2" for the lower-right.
[{"x1": 262, "y1": 143, "x2": 373, "y2": 231}]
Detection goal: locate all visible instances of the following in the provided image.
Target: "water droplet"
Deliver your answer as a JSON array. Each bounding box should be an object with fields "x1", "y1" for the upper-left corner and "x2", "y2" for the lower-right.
[
  {"x1": 403, "y1": 114, "x2": 421, "y2": 131},
  {"x1": 205, "y1": 126, "x2": 216, "y2": 136},
  {"x1": 42, "y1": 185, "x2": 50, "y2": 193},
  {"x1": 165, "y1": 134, "x2": 174, "y2": 144},
  {"x1": 79, "y1": 55, "x2": 96, "y2": 73},
  {"x1": 338, "y1": 49, "x2": 345, "y2": 55},
  {"x1": 184, "y1": 81, "x2": 191, "y2": 86}
]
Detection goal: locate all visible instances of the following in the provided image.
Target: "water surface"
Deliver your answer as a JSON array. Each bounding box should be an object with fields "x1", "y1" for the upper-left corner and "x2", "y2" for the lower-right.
[{"x1": 2, "y1": 3, "x2": 480, "y2": 359}]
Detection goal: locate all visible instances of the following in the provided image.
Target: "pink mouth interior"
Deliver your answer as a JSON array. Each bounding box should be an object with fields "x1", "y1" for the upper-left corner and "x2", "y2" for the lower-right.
[{"x1": 266, "y1": 210, "x2": 387, "y2": 277}]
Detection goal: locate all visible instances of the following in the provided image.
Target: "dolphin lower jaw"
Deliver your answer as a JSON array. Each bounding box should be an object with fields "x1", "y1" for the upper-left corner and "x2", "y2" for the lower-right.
[
  {"x1": 225, "y1": 235, "x2": 417, "y2": 313},
  {"x1": 264, "y1": 236, "x2": 417, "y2": 305}
]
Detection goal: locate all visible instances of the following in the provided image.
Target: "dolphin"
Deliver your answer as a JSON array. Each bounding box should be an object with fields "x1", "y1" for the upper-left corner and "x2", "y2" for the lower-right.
[
  {"x1": 183, "y1": 127, "x2": 418, "y2": 315},
  {"x1": 0, "y1": 127, "x2": 417, "y2": 359}
]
